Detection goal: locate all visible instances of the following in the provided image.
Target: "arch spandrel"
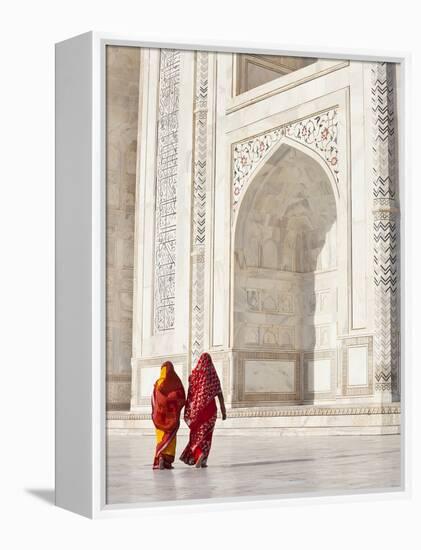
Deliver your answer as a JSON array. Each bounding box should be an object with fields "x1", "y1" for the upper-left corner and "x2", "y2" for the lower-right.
[
  {"x1": 232, "y1": 108, "x2": 340, "y2": 221},
  {"x1": 233, "y1": 140, "x2": 340, "y2": 256}
]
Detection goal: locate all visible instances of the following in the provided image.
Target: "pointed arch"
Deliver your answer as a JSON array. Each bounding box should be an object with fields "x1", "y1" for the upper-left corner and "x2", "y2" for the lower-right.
[
  {"x1": 231, "y1": 137, "x2": 340, "y2": 405},
  {"x1": 232, "y1": 136, "x2": 340, "y2": 240}
]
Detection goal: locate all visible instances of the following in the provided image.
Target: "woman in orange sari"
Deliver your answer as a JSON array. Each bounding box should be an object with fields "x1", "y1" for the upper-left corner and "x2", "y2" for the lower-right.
[
  {"x1": 180, "y1": 352, "x2": 226, "y2": 468},
  {"x1": 151, "y1": 361, "x2": 186, "y2": 470}
]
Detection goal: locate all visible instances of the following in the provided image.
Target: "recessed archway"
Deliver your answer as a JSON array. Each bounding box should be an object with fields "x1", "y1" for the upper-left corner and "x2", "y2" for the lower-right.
[{"x1": 232, "y1": 142, "x2": 338, "y2": 406}]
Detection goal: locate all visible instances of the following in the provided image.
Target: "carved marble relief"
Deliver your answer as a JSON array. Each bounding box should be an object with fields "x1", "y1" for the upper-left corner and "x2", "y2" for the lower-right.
[
  {"x1": 246, "y1": 289, "x2": 260, "y2": 311},
  {"x1": 279, "y1": 327, "x2": 294, "y2": 348},
  {"x1": 244, "y1": 325, "x2": 260, "y2": 345},
  {"x1": 243, "y1": 324, "x2": 295, "y2": 350},
  {"x1": 319, "y1": 290, "x2": 331, "y2": 313},
  {"x1": 262, "y1": 293, "x2": 277, "y2": 313},
  {"x1": 305, "y1": 290, "x2": 333, "y2": 316},
  {"x1": 279, "y1": 293, "x2": 294, "y2": 314},
  {"x1": 307, "y1": 293, "x2": 317, "y2": 315},
  {"x1": 238, "y1": 147, "x2": 337, "y2": 276},
  {"x1": 316, "y1": 325, "x2": 331, "y2": 349},
  {"x1": 245, "y1": 288, "x2": 294, "y2": 315}
]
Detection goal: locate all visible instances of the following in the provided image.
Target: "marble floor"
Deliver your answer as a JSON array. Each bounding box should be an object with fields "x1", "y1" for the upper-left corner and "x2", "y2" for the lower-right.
[{"x1": 106, "y1": 433, "x2": 401, "y2": 505}]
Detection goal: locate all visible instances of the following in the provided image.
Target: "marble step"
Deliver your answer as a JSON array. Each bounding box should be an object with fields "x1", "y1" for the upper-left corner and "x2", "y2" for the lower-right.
[{"x1": 107, "y1": 403, "x2": 401, "y2": 436}]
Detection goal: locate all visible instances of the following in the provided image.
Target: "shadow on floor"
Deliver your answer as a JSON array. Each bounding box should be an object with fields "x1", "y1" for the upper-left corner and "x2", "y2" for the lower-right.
[
  {"x1": 119, "y1": 457, "x2": 317, "y2": 471},
  {"x1": 225, "y1": 458, "x2": 316, "y2": 468},
  {"x1": 25, "y1": 488, "x2": 55, "y2": 505}
]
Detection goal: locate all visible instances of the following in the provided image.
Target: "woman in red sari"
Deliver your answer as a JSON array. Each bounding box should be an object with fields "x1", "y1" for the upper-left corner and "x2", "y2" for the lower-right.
[
  {"x1": 151, "y1": 361, "x2": 186, "y2": 470},
  {"x1": 180, "y1": 352, "x2": 226, "y2": 468}
]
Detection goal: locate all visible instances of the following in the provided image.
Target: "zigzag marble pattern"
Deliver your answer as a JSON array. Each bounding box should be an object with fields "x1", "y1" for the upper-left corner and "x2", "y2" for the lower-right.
[
  {"x1": 190, "y1": 52, "x2": 209, "y2": 366},
  {"x1": 371, "y1": 62, "x2": 400, "y2": 394}
]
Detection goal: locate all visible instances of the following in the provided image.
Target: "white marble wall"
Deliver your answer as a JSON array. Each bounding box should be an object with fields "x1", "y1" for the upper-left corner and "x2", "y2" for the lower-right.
[
  {"x1": 130, "y1": 49, "x2": 195, "y2": 408},
  {"x1": 126, "y1": 51, "x2": 400, "y2": 412},
  {"x1": 106, "y1": 46, "x2": 140, "y2": 410}
]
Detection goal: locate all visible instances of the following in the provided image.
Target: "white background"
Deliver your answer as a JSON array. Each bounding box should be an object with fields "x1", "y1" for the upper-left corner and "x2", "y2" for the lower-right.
[{"x1": 0, "y1": 0, "x2": 419, "y2": 547}]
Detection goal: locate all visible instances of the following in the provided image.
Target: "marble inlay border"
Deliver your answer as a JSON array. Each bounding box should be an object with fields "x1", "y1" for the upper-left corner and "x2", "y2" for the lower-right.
[
  {"x1": 107, "y1": 403, "x2": 130, "y2": 411},
  {"x1": 106, "y1": 373, "x2": 131, "y2": 382},
  {"x1": 107, "y1": 404, "x2": 401, "y2": 420},
  {"x1": 232, "y1": 107, "x2": 338, "y2": 210},
  {"x1": 235, "y1": 350, "x2": 300, "y2": 402},
  {"x1": 153, "y1": 49, "x2": 181, "y2": 333}
]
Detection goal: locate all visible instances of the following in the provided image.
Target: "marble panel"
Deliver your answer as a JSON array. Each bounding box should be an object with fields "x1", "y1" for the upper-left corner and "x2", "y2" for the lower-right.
[
  {"x1": 244, "y1": 360, "x2": 295, "y2": 393},
  {"x1": 306, "y1": 359, "x2": 332, "y2": 393},
  {"x1": 341, "y1": 336, "x2": 373, "y2": 396},
  {"x1": 348, "y1": 346, "x2": 368, "y2": 386}
]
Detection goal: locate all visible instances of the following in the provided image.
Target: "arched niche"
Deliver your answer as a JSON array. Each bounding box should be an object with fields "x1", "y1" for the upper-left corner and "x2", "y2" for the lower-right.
[{"x1": 232, "y1": 141, "x2": 339, "y2": 406}]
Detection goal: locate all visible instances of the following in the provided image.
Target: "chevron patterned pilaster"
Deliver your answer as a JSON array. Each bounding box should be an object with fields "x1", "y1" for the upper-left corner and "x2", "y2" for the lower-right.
[
  {"x1": 371, "y1": 62, "x2": 400, "y2": 400},
  {"x1": 190, "y1": 52, "x2": 209, "y2": 369}
]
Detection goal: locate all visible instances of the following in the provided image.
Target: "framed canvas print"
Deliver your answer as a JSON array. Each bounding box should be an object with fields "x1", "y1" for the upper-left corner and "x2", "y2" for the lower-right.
[{"x1": 55, "y1": 32, "x2": 409, "y2": 518}]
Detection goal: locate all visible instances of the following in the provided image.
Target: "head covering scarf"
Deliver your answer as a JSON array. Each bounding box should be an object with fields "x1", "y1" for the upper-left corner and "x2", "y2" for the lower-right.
[
  {"x1": 156, "y1": 361, "x2": 183, "y2": 395},
  {"x1": 184, "y1": 352, "x2": 221, "y2": 428},
  {"x1": 152, "y1": 362, "x2": 185, "y2": 433}
]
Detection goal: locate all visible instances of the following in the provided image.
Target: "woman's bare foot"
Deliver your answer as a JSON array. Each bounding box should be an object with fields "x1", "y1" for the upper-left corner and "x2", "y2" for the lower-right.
[{"x1": 158, "y1": 456, "x2": 165, "y2": 470}]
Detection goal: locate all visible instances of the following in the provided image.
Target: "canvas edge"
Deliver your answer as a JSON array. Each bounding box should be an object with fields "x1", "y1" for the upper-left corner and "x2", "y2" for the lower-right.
[{"x1": 55, "y1": 30, "x2": 95, "y2": 519}]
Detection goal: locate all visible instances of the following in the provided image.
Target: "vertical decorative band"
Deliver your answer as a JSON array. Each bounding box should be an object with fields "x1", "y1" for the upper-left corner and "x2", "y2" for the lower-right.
[
  {"x1": 371, "y1": 62, "x2": 400, "y2": 396},
  {"x1": 153, "y1": 50, "x2": 181, "y2": 332},
  {"x1": 190, "y1": 51, "x2": 209, "y2": 366}
]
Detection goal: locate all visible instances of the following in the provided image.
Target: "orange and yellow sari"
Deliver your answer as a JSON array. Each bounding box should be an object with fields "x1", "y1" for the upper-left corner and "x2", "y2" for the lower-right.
[{"x1": 151, "y1": 362, "x2": 186, "y2": 469}]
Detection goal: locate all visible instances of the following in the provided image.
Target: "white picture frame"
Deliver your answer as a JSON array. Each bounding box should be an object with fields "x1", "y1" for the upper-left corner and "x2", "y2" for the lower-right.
[{"x1": 55, "y1": 31, "x2": 410, "y2": 519}]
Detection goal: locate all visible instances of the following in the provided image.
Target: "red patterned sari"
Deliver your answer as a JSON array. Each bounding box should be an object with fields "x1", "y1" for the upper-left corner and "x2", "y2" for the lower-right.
[
  {"x1": 151, "y1": 362, "x2": 186, "y2": 469},
  {"x1": 180, "y1": 353, "x2": 222, "y2": 466}
]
